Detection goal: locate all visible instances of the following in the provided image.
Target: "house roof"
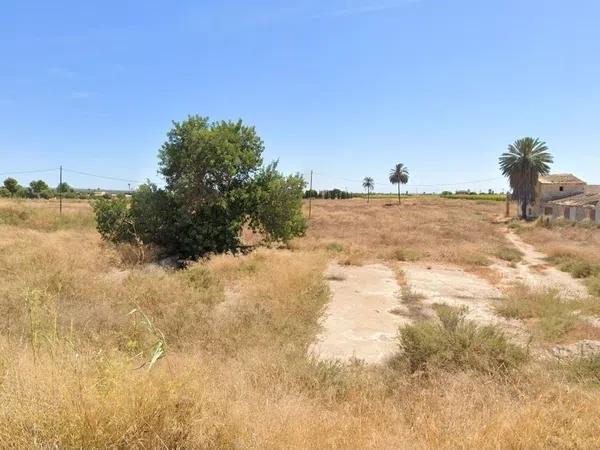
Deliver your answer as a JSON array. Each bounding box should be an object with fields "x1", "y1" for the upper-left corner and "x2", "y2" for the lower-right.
[
  {"x1": 548, "y1": 193, "x2": 600, "y2": 207},
  {"x1": 585, "y1": 185, "x2": 600, "y2": 194},
  {"x1": 539, "y1": 173, "x2": 585, "y2": 184}
]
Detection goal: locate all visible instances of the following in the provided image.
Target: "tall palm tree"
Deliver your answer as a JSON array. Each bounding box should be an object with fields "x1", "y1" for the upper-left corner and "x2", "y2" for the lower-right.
[
  {"x1": 362, "y1": 177, "x2": 374, "y2": 202},
  {"x1": 499, "y1": 137, "x2": 553, "y2": 219},
  {"x1": 389, "y1": 163, "x2": 409, "y2": 204}
]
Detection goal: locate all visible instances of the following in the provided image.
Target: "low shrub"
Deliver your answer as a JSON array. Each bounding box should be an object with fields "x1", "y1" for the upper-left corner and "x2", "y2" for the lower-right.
[
  {"x1": 560, "y1": 354, "x2": 600, "y2": 386},
  {"x1": 495, "y1": 246, "x2": 523, "y2": 263},
  {"x1": 391, "y1": 305, "x2": 527, "y2": 375},
  {"x1": 390, "y1": 248, "x2": 422, "y2": 262},
  {"x1": 587, "y1": 276, "x2": 600, "y2": 298},
  {"x1": 325, "y1": 242, "x2": 344, "y2": 253},
  {"x1": 549, "y1": 256, "x2": 600, "y2": 279},
  {"x1": 497, "y1": 287, "x2": 600, "y2": 341}
]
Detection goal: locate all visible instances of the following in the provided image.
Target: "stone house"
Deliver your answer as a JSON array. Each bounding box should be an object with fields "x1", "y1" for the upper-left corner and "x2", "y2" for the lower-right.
[{"x1": 523, "y1": 173, "x2": 600, "y2": 223}]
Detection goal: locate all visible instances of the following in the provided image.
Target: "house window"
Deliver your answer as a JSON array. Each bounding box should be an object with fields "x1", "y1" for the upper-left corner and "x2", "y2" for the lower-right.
[{"x1": 559, "y1": 186, "x2": 564, "y2": 192}]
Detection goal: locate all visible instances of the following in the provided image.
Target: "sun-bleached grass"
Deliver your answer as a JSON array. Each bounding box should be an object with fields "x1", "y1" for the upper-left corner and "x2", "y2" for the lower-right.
[
  {"x1": 2, "y1": 198, "x2": 600, "y2": 448},
  {"x1": 299, "y1": 197, "x2": 509, "y2": 270},
  {"x1": 497, "y1": 286, "x2": 600, "y2": 343},
  {"x1": 0, "y1": 198, "x2": 95, "y2": 231}
]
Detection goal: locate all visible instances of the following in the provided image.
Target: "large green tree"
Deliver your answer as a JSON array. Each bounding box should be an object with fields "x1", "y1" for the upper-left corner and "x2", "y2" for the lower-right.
[
  {"x1": 3, "y1": 177, "x2": 20, "y2": 196},
  {"x1": 389, "y1": 164, "x2": 409, "y2": 204},
  {"x1": 94, "y1": 115, "x2": 306, "y2": 259},
  {"x1": 499, "y1": 137, "x2": 553, "y2": 219}
]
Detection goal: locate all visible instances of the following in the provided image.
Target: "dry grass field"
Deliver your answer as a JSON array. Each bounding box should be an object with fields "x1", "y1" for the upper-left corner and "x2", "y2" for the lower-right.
[{"x1": 1, "y1": 197, "x2": 600, "y2": 449}]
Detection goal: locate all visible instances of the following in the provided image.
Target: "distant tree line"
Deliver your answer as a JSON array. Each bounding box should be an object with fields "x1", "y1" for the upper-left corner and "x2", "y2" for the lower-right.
[
  {"x1": 303, "y1": 189, "x2": 354, "y2": 200},
  {"x1": 0, "y1": 177, "x2": 116, "y2": 200}
]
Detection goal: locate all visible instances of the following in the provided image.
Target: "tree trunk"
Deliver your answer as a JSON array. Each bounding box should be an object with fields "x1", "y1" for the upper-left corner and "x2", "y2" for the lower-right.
[
  {"x1": 397, "y1": 184, "x2": 401, "y2": 205},
  {"x1": 521, "y1": 198, "x2": 528, "y2": 220}
]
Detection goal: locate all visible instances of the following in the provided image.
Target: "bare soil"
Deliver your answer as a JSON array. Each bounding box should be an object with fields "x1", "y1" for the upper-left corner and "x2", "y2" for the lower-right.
[{"x1": 311, "y1": 263, "x2": 409, "y2": 363}]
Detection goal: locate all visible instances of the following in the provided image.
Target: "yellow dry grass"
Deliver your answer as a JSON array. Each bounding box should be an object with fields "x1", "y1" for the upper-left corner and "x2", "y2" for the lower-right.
[
  {"x1": 299, "y1": 197, "x2": 508, "y2": 269},
  {"x1": 1, "y1": 198, "x2": 600, "y2": 449}
]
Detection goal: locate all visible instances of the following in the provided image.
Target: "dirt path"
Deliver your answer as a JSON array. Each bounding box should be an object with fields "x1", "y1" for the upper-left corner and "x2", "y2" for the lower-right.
[
  {"x1": 311, "y1": 263, "x2": 409, "y2": 364},
  {"x1": 492, "y1": 230, "x2": 588, "y2": 298}
]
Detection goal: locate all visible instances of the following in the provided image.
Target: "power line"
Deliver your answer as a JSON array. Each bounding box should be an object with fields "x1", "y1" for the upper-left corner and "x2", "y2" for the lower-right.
[
  {"x1": 0, "y1": 168, "x2": 58, "y2": 177},
  {"x1": 62, "y1": 168, "x2": 141, "y2": 184}
]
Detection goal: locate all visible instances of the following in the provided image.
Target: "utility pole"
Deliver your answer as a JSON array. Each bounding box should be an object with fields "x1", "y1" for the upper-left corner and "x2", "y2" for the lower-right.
[
  {"x1": 308, "y1": 170, "x2": 313, "y2": 220},
  {"x1": 59, "y1": 165, "x2": 63, "y2": 216}
]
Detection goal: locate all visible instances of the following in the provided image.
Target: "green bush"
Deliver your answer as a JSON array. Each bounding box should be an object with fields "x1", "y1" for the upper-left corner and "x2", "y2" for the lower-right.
[
  {"x1": 93, "y1": 196, "x2": 135, "y2": 243},
  {"x1": 93, "y1": 116, "x2": 306, "y2": 259},
  {"x1": 391, "y1": 305, "x2": 527, "y2": 375},
  {"x1": 249, "y1": 163, "x2": 307, "y2": 243}
]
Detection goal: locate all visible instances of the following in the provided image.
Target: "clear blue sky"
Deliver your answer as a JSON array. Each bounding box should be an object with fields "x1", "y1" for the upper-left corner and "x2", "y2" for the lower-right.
[{"x1": 1, "y1": 0, "x2": 599, "y2": 193}]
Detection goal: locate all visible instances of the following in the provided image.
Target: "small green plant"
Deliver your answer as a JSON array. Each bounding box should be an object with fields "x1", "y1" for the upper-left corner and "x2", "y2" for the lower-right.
[
  {"x1": 391, "y1": 305, "x2": 527, "y2": 375},
  {"x1": 495, "y1": 246, "x2": 523, "y2": 263},
  {"x1": 549, "y1": 256, "x2": 600, "y2": 279},
  {"x1": 587, "y1": 276, "x2": 600, "y2": 297},
  {"x1": 325, "y1": 242, "x2": 344, "y2": 253},
  {"x1": 496, "y1": 288, "x2": 587, "y2": 341},
  {"x1": 390, "y1": 248, "x2": 422, "y2": 262},
  {"x1": 128, "y1": 307, "x2": 167, "y2": 370},
  {"x1": 508, "y1": 222, "x2": 524, "y2": 232},
  {"x1": 558, "y1": 354, "x2": 600, "y2": 386}
]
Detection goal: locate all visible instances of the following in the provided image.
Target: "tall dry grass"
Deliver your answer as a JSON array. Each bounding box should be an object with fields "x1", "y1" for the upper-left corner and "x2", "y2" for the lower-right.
[
  {"x1": 1, "y1": 198, "x2": 600, "y2": 448},
  {"x1": 299, "y1": 197, "x2": 509, "y2": 269}
]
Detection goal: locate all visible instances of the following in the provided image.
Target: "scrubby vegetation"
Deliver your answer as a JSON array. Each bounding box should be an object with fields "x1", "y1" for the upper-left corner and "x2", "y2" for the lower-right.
[
  {"x1": 391, "y1": 305, "x2": 527, "y2": 375},
  {"x1": 497, "y1": 287, "x2": 600, "y2": 342},
  {"x1": 1, "y1": 197, "x2": 600, "y2": 448}
]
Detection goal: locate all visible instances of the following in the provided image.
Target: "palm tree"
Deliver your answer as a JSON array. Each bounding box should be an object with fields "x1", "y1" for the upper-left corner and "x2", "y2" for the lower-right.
[
  {"x1": 389, "y1": 163, "x2": 409, "y2": 204},
  {"x1": 362, "y1": 177, "x2": 374, "y2": 202},
  {"x1": 499, "y1": 137, "x2": 553, "y2": 219}
]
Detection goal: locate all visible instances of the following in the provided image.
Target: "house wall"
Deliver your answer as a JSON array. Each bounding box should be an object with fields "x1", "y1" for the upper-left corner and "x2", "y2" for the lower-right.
[
  {"x1": 539, "y1": 183, "x2": 586, "y2": 201},
  {"x1": 530, "y1": 182, "x2": 586, "y2": 218}
]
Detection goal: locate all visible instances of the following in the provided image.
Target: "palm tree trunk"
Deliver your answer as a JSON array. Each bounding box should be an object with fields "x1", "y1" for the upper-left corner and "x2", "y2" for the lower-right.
[
  {"x1": 397, "y1": 183, "x2": 401, "y2": 205},
  {"x1": 521, "y1": 198, "x2": 528, "y2": 220}
]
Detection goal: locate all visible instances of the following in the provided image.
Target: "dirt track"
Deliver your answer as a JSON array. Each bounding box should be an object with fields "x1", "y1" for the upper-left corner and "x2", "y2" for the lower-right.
[
  {"x1": 313, "y1": 229, "x2": 592, "y2": 364},
  {"x1": 493, "y1": 230, "x2": 588, "y2": 298}
]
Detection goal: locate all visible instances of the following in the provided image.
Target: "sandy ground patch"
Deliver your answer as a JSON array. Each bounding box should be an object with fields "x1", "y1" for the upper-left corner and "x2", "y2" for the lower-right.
[
  {"x1": 401, "y1": 263, "x2": 529, "y2": 343},
  {"x1": 311, "y1": 263, "x2": 409, "y2": 364},
  {"x1": 492, "y1": 230, "x2": 588, "y2": 298}
]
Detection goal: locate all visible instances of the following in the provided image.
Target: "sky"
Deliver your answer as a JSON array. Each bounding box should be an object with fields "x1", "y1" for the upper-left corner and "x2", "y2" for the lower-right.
[{"x1": 1, "y1": 0, "x2": 599, "y2": 193}]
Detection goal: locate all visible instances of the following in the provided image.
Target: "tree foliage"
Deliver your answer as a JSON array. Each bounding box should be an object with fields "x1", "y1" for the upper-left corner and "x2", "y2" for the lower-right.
[
  {"x1": 249, "y1": 162, "x2": 307, "y2": 242},
  {"x1": 389, "y1": 163, "x2": 409, "y2": 204},
  {"x1": 3, "y1": 178, "x2": 20, "y2": 195},
  {"x1": 362, "y1": 177, "x2": 374, "y2": 202},
  {"x1": 499, "y1": 137, "x2": 553, "y2": 219},
  {"x1": 94, "y1": 115, "x2": 307, "y2": 259}
]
